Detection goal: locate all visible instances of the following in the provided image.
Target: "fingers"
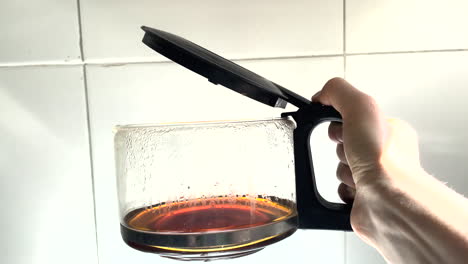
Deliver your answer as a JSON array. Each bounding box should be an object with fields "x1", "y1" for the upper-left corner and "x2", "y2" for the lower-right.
[
  {"x1": 338, "y1": 183, "x2": 355, "y2": 204},
  {"x1": 313, "y1": 78, "x2": 388, "y2": 179},
  {"x1": 337, "y1": 162, "x2": 355, "y2": 187},
  {"x1": 330, "y1": 122, "x2": 347, "y2": 163},
  {"x1": 336, "y1": 144, "x2": 347, "y2": 164},
  {"x1": 328, "y1": 122, "x2": 343, "y2": 143}
]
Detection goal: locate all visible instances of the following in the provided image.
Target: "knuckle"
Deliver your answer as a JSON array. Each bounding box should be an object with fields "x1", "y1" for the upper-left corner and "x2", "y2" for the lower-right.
[
  {"x1": 336, "y1": 163, "x2": 346, "y2": 180},
  {"x1": 336, "y1": 144, "x2": 346, "y2": 161},
  {"x1": 336, "y1": 143, "x2": 343, "y2": 155},
  {"x1": 323, "y1": 77, "x2": 346, "y2": 92},
  {"x1": 328, "y1": 122, "x2": 342, "y2": 135},
  {"x1": 336, "y1": 164, "x2": 342, "y2": 180},
  {"x1": 362, "y1": 94, "x2": 379, "y2": 110}
]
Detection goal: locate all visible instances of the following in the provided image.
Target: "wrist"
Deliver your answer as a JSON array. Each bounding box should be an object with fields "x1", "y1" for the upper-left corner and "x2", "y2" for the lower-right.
[
  {"x1": 352, "y1": 166, "x2": 468, "y2": 264},
  {"x1": 350, "y1": 165, "x2": 426, "y2": 240}
]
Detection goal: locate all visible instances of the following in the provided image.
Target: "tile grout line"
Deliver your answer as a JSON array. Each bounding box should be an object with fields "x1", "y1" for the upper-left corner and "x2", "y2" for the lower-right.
[
  {"x1": 82, "y1": 65, "x2": 100, "y2": 264},
  {"x1": 233, "y1": 53, "x2": 344, "y2": 61},
  {"x1": 0, "y1": 61, "x2": 84, "y2": 68},
  {"x1": 83, "y1": 53, "x2": 346, "y2": 66},
  {"x1": 2, "y1": 48, "x2": 468, "y2": 68},
  {"x1": 0, "y1": 54, "x2": 344, "y2": 68},
  {"x1": 346, "y1": 48, "x2": 468, "y2": 56},
  {"x1": 76, "y1": 0, "x2": 100, "y2": 263},
  {"x1": 0, "y1": 49, "x2": 468, "y2": 69},
  {"x1": 76, "y1": 0, "x2": 85, "y2": 61}
]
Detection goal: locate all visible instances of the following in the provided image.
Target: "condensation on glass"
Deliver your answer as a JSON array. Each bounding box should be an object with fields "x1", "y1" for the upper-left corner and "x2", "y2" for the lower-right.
[{"x1": 114, "y1": 118, "x2": 298, "y2": 261}]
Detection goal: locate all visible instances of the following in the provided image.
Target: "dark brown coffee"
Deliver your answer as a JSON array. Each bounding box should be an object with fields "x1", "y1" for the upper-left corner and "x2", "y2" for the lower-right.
[{"x1": 120, "y1": 196, "x2": 297, "y2": 260}]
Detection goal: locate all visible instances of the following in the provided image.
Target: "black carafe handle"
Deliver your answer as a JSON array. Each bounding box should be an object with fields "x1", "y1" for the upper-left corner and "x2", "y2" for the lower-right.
[{"x1": 282, "y1": 103, "x2": 353, "y2": 231}]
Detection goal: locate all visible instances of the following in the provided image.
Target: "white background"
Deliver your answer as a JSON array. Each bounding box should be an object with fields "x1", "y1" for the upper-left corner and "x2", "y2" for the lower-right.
[{"x1": 1, "y1": 0, "x2": 468, "y2": 263}]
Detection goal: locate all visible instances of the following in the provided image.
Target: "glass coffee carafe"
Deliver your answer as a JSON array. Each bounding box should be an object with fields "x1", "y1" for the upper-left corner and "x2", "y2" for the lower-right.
[
  {"x1": 114, "y1": 26, "x2": 352, "y2": 261},
  {"x1": 115, "y1": 118, "x2": 298, "y2": 260}
]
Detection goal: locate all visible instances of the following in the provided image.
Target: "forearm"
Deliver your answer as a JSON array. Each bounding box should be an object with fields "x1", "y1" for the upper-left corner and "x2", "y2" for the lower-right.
[
  {"x1": 313, "y1": 78, "x2": 468, "y2": 263},
  {"x1": 355, "y1": 169, "x2": 468, "y2": 264}
]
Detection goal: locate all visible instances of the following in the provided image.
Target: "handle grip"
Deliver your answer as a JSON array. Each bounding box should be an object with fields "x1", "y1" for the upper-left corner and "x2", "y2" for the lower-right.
[{"x1": 282, "y1": 103, "x2": 352, "y2": 231}]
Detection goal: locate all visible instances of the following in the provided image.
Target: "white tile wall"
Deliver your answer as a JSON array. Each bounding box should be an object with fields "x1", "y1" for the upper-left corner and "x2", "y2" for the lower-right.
[
  {"x1": 346, "y1": 0, "x2": 468, "y2": 53},
  {"x1": 346, "y1": 234, "x2": 386, "y2": 264},
  {"x1": 345, "y1": 51, "x2": 468, "y2": 264},
  {"x1": 346, "y1": 52, "x2": 468, "y2": 196},
  {"x1": 85, "y1": 57, "x2": 345, "y2": 264},
  {"x1": 0, "y1": 66, "x2": 97, "y2": 264},
  {"x1": 0, "y1": 0, "x2": 81, "y2": 64},
  {"x1": 2, "y1": 0, "x2": 468, "y2": 264},
  {"x1": 80, "y1": 0, "x2": 343, "y2": 61}
]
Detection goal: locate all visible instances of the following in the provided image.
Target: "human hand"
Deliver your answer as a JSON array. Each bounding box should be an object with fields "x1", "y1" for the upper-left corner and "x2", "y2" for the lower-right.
[
  {"x1": 312, "y1": 78, "x2": 422, "y2": 235},
  {"x1": 313, "y1": 78, "x2": 468, "y2": 264}
]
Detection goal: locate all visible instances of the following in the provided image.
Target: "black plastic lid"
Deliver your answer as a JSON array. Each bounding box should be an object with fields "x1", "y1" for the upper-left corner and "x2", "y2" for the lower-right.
[{"x1": 141, "y1": 26, "x2": 311, "y2": 108}]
